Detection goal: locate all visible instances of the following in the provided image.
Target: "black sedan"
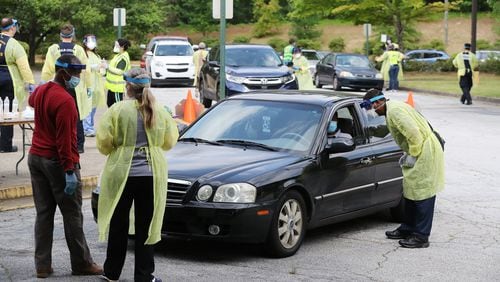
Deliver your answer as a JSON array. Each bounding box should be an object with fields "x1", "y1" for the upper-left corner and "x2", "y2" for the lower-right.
[
  {"x1": 314, "y1": 53, "x2": 384, "y2": 91},
  {"x1": 92, "y1": 91, "x2": 404, "y2": 257}
]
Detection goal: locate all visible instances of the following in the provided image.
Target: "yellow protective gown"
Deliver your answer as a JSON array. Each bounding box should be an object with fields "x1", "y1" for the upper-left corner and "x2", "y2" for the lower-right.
[
  {"x1": 378, "y1": 51, "x2": 404, "y2": 82},
  {"x1": 293, "y1": 55, "x2": 314, "y2": 90},
  {"x1": 96, "y1": 100, "x2": 179, "y2": 244},
  {"x1": 385, "y1": 100, "x2": 445, "y2": 201},
  {"x1": 452, "y1": 51, "x2": 478, "y2": 80},
  {"x1": 1, "y1": 34, "x2": 35, "y2": 110},
  {"x1": 41, "y1": 43, "x2": 92, "y2": 120},
  {"x1": 86, "y1": 50, "x2": 106, "y2": 108},
  {"x1": 192, "y1": 49, "x2": 208, "y2": 87}
]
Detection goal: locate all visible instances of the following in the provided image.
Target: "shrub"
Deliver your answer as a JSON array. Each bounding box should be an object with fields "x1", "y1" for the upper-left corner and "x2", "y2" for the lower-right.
[
  {"x1": 328, "y1": 37, "x2": 345, "y2": 52},
  {"x1": 297, "y1": 39, "x2": 321, "y2": 51},
  {"x1": 232, "y1": 36, "x2": 251, "y2": 44},
  {"x1": 480, "y1": 59, "x2": 500, "y2": 75},
  {"x1": 476, "y1": 39, "x2": 492, "y2": 50},
  {"x1": 267, "y1": 38, "x2": 287, "y2": 52},
  {"x1": 127, "y1": 44, "x2": 143, "y2": 61},
  {"x1": 202, "y1": 38, "x2": 220, "y2": 48},
  {"x1": 402, "y1": 59, "x2": 455, "y2": 73}
]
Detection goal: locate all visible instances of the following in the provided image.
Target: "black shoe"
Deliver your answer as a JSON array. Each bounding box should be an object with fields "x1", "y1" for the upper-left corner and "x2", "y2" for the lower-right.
[
  {"x1": 398, "y1": 236, "x2": 429, "y2": 248},
  {"x1": 466, "y1": 101, "x2": 473, "y2": 105},
  {"x1": 0, "y1": 145, "x2": 18, "y2": 153},
  {"x1": 385, "y1": 229, "x2": 410, "y2": 239},
  {"x1": 78, "y1": 147, "x2": 84, "y2": 154}
]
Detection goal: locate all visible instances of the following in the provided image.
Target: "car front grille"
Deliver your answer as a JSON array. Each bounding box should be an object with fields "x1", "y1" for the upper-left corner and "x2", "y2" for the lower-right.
[
  {"x1": 167, "y1": 68, "x2": 189, "y2": 73},
  {"x1": 167, "y1": 178, "x2": 192, "y2": 206},
  {"x1": 245, "y1": 84, "x2": 283, "y2": 90},
  {"x1": 355, "y1": 74, "x2": 374, "y2": 78}
]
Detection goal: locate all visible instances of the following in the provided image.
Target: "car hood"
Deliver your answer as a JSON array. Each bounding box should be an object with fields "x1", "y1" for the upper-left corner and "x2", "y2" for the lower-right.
[
  {"x1": 153, "y1": 56, "x2": 192, "y2": 64},
  {"x1": 165, "y1": 142, "x2": 304, "y2": 184},
  {"x1": 226, "y1": 66, "x2": 290, "y2": 78}
]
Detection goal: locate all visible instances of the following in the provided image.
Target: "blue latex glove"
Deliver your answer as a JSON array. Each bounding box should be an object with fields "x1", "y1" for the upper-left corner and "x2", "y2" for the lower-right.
[
  {"x1": 87, "y1": 88, "x2": 93, "y2": 98},
  {"x1": 64, "y1": 173, "x2": 78, "y2": 195}
]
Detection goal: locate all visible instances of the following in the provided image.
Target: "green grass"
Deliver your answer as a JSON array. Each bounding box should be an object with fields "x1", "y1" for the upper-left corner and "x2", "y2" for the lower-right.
[{"x1": 401, "y1": 72, "x2": 500, "y2": 98}]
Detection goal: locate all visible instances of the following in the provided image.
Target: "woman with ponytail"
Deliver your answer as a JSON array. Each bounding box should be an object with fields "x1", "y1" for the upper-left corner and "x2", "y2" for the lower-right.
[{"x1": 96, "y1": 68, "x2": 178, "y2": 282}]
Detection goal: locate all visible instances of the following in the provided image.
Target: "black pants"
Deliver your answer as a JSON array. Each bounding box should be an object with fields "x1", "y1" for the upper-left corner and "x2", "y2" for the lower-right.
[
  {"x1": 397, "y1": 196, "x2": 436, "y2": 241},
  {"x1": 107, "y1": 90, "x2": 123, "y2": 107},
  {"x1": 104, "y1": 176, "x2": 155, "y2": 282},
  {"x1": 0, "y1": 78, "x2": 15, "y2": 151},
  {"x1": 459, "y1": 73, "x2": 473, "y2": 104},
  {"x1": 28, "y1": 154, "x2": 94, "y2": 271},
  {"x1": 67, "y1": 88, "x2": 85, "y2": 151}
]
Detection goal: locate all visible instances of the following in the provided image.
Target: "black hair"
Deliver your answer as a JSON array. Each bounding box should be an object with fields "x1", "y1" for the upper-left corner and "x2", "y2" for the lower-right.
[
  {"x1": 55, "y1": 54, "x2": 82, "y2": 74},
  {"x1": 117, "y1": 38, "x2": 131, "y2": 51},
  {"x1": 1, "y1": 18, "x2": 13, "y2": 29},
  {"x1": 363, "y1": 88, "x2": 386, "y2": 101}
]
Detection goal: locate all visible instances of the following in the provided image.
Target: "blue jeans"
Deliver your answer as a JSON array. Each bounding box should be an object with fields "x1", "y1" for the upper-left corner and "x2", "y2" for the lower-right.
[
  {"x1": 388, "y1": 64, "x2": 399, "y2": 90},
  {"x1": 83, "y1": 107, "x2": 96, "y2": 135}
]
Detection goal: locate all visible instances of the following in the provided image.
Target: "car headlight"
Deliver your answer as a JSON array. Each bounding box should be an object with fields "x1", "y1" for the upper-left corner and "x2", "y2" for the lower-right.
[
  {"x1": 196, "y1": 185, "x2": 213, "y2": 201},
  {"x1": 339, "y1": 71, "x2": 354, "y2": 78},
  {"x1": 375, "y1": 73, "x2": 383, "y2": 79},
  {"x1": 213, "y1": 183, "x2": 256, "y2": 203},
  {"x1": 226, "y1": 74, "x2": 246, "y2": 84},
  {"x1": 281, "y1": 74, "x2": 295, "y2": 83}
]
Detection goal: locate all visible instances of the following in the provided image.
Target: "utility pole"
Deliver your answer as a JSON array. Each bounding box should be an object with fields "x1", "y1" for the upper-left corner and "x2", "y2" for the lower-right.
[
  {"x1": 471, "y1": 0, "x2": 478, "y2": 53},
  {"x1": 444, "y1": 0, "x2": 449, "y2": 47},
  {"x1": 219, "y1": 0, "x2": 226, "y2": 100}
]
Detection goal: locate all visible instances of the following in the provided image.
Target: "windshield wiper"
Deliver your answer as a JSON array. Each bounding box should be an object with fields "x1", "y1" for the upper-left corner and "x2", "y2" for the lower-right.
[
  {"x1": 216, "y1": 139, "x2": 278, "y2": 151},
  {"x1": 178, "y1": 137, "x2": 222, "y2": 146}
]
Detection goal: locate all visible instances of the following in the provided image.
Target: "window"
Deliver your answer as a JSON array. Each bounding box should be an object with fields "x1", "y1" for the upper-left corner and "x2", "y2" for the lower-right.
[
  {"x1": 326, "y1": 104, "x2": 366, "y2": 145},
  {"x1": 361, "y1": 108, "x2": 390, "y2": 142},
  {"x1": 155, "y1": 44, "x2": 193, "y2": 56}
]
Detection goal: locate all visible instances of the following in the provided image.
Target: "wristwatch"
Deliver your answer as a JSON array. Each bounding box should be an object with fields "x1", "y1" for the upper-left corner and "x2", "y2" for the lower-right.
[{"x1": 66, "y1": 170, "x2": 74, "y2": 175}]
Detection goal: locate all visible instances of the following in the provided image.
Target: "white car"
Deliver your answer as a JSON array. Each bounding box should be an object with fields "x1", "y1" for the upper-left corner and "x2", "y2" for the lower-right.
[{"x1": 146, "y1": 39, "x2": 195, "y2": 87}]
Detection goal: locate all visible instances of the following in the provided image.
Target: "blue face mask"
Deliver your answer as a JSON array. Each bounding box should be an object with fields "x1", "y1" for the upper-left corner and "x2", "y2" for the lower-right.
[
  {"x1": 63, "y1": 70, "x2": 81, "y2": 89},
  {"x1": 328, "y1": 121, "x2": 338, "y2": 134}
]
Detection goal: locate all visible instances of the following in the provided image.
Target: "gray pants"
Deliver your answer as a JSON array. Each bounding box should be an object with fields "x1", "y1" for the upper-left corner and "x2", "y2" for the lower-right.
[{"x1": 28, "y1": 154, "x2": 94, "y2": 271}]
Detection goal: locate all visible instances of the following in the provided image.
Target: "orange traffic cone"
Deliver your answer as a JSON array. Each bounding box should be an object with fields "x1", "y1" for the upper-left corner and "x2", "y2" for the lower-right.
[
  {"x1": 406, "y1": 91, "x2": 415, "y2": 108},
  {"x1": 183, "y1": 89, "x2": 196, "y2": 123}
]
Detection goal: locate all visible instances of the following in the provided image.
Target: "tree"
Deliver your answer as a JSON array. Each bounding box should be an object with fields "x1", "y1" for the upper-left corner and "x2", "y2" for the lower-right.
[
  {"x1": 253, "y1": 0, "x2": 282, "y2": 38},
  {"x1": 330, "y1": 0, "x2": 445, "y2": 51},
  {"x1": 287, "y1": 0, "x2": 322, "y2": 41},
  {"x1": 177, "y1": 1, "x2": 217, "y2": 37}
]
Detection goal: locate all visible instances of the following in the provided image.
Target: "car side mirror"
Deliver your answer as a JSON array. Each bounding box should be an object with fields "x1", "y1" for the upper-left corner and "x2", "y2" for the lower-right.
[
  {"x1": 326, "y1": 137, "x2": 355, "y2": 153},
  {"x1": 145, "y1": 51, "x2": 153, "y2": 56},
  {"x1": 139, "y1": 44, "x2": 146, "y2": 50},
  {"x1": 209, "y1": 61, "x2": 220, "y2": 67}
]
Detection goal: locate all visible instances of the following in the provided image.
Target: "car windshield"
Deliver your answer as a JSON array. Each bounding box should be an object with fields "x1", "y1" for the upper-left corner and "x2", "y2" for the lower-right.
[
  {"x1": 182, "y1": 99, "x2": 324, "y2": 152},
  {"x1": 155, "y1": 44, "x2": 193, "y2": 56},
  {"x1": 226, "y1": 48, "x2": 283, "y2": 67},
  {"x1": 336, "y1": 55, "x2": 370, "y2": 67}
]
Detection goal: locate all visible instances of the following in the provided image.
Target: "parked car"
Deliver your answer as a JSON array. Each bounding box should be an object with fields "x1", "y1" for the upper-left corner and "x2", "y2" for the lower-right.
[
  {"x1": 145, "y1": 38, "x2": 195, "y2": 87},
  {"x1": 92, "y1": 91, "x2": 404, "y2": 258},
  {"x1": 404, "y1": 49, "x2": 450, "y2": 63},
  {"x1": 302, "y1": 49, "x2": 330, "y2": 77},
  {"x1": 198, "y1": 44, "x2": 298, "y2": 108},
  {"x1": 314, "y1": 53, "x2": 384, "y2": 91},
  {"x1": 476, "y1": 50, "x2": 500, "y2": 62},
  {"x1": 140, "y1": 36, "x2": 190, "y2": 68}
]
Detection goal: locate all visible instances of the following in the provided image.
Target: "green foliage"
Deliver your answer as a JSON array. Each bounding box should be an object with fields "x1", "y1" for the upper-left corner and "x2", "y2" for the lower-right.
[
  {"x1": 127, "y1": 45, "x2": 143, "y2": 61},
  {"x1": 232, "y1": 36, "x2": 251, "y2": 43},
  {"x1": 267, "y1": 38, "x2": 288, "y2": 51},
  {"x1": 202, "y1": 38, "x2": 220, "y2": 48},
  {"x1": 253, "y1": 0, "x2": 282, "y2": 38},
  {"x1": 420, "y1": 39, "x2": 446, "y2": 51},
  {"x1": 403, "y1": 58, "x2": 456, "y2": 72},
  {"x1": 288, "y1": 0, "x2": 322, "y2": 40},
  {"x1": 476, "y1": 39, "x2": 493, "y2": 49},
  {"x1": 297, "y1": 39, "x2": 321, "y2": 50},
  {"x1": 479, "y1": 58, "x2": 500, "y2": 74},
  {"x1": 17, "y1": 41, "x2": 30, "y2": 55},
  {"x1": 328, "y1": 37, "x2": 345, "y2": 52}
]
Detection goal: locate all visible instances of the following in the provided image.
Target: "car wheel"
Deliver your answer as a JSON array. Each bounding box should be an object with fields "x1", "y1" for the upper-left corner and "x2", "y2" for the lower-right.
[
  {"x1": 333, "y1": 76, "x2": 341, "y2": 91},
  {"x1": 200, "y1": 79, "x2": 212, "y2": 108},
  {"x1": 314, "y1": 74, "x2": 323, "y2": 89},
  {"x1": 266, "y1": 190, "x2": 306, "y2": 258},
  {"x1": 390, "y1": 196, "x2": 405, "y2": 223}
]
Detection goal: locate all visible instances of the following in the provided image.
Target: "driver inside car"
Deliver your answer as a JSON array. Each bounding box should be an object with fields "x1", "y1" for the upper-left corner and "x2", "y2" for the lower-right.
[{"x1": 327, "y1": 112, "x2": 352, "y2": 139}]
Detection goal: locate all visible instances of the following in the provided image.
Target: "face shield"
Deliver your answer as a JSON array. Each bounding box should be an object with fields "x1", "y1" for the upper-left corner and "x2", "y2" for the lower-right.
[
  {"x1": 113, "y1": 41, "x2": 121, "y2": 53},
  {"x1": 360, "y1": 94, "x2": 385, "y2": 118},
  {"x1": 84, "y1": 36, "x2": 97, "y2": 50}
]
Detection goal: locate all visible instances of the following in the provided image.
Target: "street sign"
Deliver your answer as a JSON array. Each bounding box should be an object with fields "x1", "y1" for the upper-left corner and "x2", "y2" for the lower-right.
[
  {"x1": 381, "y1": 34, "x2": 387, "y2": 43},
  {"x1": 213, "y1": 0, "x2": 233, "y2": 19},
  {"x1": 363, "y1": 23, "x2": 372, "y2": 37},
  {"x1": 113, "y1": 8, "x2": 126, "y2": 26}
]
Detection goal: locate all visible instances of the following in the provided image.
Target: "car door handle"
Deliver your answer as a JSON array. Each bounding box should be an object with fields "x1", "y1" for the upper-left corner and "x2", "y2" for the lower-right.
[{"x1": 360, "y1": 157, "x2": 373, "y2": 165}]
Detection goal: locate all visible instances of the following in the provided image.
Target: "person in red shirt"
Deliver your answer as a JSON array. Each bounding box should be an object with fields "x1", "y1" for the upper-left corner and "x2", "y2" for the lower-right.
[{"x1": 28, "y1": 54, "x2": 103, "y2": 279}]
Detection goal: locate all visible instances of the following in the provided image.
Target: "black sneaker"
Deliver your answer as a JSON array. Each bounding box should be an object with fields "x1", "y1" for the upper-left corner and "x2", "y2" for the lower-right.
[
  {"x1": 399, "y1": 236, "x2": 429, "y2": 248},
  {"x1": 385, "y1": 229, "x2": 410, "y2": 239},
  {"x1": 0, "y1": 145, "x2": 18, "y2": 153}
]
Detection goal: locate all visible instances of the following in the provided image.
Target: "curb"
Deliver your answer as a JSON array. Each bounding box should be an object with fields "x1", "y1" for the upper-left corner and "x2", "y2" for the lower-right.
[
  {"x1": 400, "y1": 87, "x2": 500, "y2": 105},
  {"x1": 0, "y1": 175, "x2": 98, "y2": 200}
]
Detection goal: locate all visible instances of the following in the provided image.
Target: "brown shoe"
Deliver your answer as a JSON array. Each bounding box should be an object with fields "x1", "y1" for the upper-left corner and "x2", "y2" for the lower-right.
[
  {"x1": 72, "y1": 262, "x2": 103, "y2": 276},
  {"x1": 36, "y1": 267, "x2": 54, "y2": 278}
]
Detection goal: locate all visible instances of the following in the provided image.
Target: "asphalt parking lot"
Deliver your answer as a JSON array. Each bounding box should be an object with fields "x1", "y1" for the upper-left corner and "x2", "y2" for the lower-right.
[{"x1": 0, "y1": 86, "x2": 499, "y2": 281}]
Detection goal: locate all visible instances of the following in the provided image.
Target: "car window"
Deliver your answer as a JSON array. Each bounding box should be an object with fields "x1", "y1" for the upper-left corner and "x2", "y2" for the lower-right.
[
  {"x1": 326, "y1": 54, "x2": 335, "y2": 65},
  {"x1": 359, "y1": 106, "x2": 390, "y2": 142},
  {"x1": 209, "y1": 47, "x2": 219, "y2": 62},
  {"x1": 302, "y1": 51, "x2": 319, "y2": 60},
  {"x1": 225, "y1": 48, "x2": 282, "y2": 67},
  {"x1": 336, "y1": 55, "x2": 370, "y2": 67},
  {"x1": 182, "y1": 99, "x2": 324, "y2": 152},
  {"x1": 326, "y1": 104, "x2": 366, "y2": 145},
  {"x1": 407, "y1": 52, "x2": 422, "y2": 59},
  {"x1": 424, "y1": 52, "x2": 439, "y2": 59},
  {"x1": 155, "y1": 44, "x2": 193, "y2": 56}
]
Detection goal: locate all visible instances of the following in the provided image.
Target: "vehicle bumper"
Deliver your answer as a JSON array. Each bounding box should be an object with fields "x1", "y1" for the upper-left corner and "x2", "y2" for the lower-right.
[
  {"x1": 163, "y1": 201, "x2": 276, "y2": 243},
  {"x1": 338, "y1": 78, "x2": 384, "y2": 89},
  {"x1": 151, "y1": 66, "x2": 195, "y2": 85}
]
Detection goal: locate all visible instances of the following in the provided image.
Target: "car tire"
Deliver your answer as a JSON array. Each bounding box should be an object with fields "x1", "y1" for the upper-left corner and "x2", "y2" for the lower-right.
[
  {"x1": 200, "y1": 79, "x2": 212, "y2": 108},
  {"x1": 333, "y1": 76, "x2": 341, "y2": 91},
  {"x1": 389, "y1": 196, "x2": 405, "y2": 223},
  {"x1": 265, "y1": 190, "x2": 307, "y2": 258},
  {"x1": 314, "y1": 74, "x2": 323, "y2": 89}
]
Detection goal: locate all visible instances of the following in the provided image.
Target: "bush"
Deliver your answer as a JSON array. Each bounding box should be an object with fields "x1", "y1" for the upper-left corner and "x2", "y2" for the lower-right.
[
  {"x1": 403, "y1": 59, "x2": 455, "y2": 73},
  {"x1": 202, "y1": 38, "x2": 220, "y2": 48},
  {"x1": 480, "y1": 59, "x2": 500, "y2": 75},
  {"x1": 127, "y1": 44, "x2": 142, "y2": 61},
  {"x1": 421, "y1": 39, "x2": 446, "y2": 51},
  {"x1": 297, "y1": 39, "x2": 321, "y2": 51},
  {"x1": 232, "y1": 36, "x2": 251, "y2": 44},
  {"x1": 476, "y1": 39, "x2": 492, "y2": 50},
  {"x1": 328, "y1": 37, "x2": 345, "y2": 52},
  {"x1": 267, "y1": 38, "x2": 287, "y2": 52}
]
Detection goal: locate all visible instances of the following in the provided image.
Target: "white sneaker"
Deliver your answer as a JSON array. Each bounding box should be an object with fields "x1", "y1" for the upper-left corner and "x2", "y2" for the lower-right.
[{"x1": 100, "y1": 274, "x2": 118, "y2": 282}]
